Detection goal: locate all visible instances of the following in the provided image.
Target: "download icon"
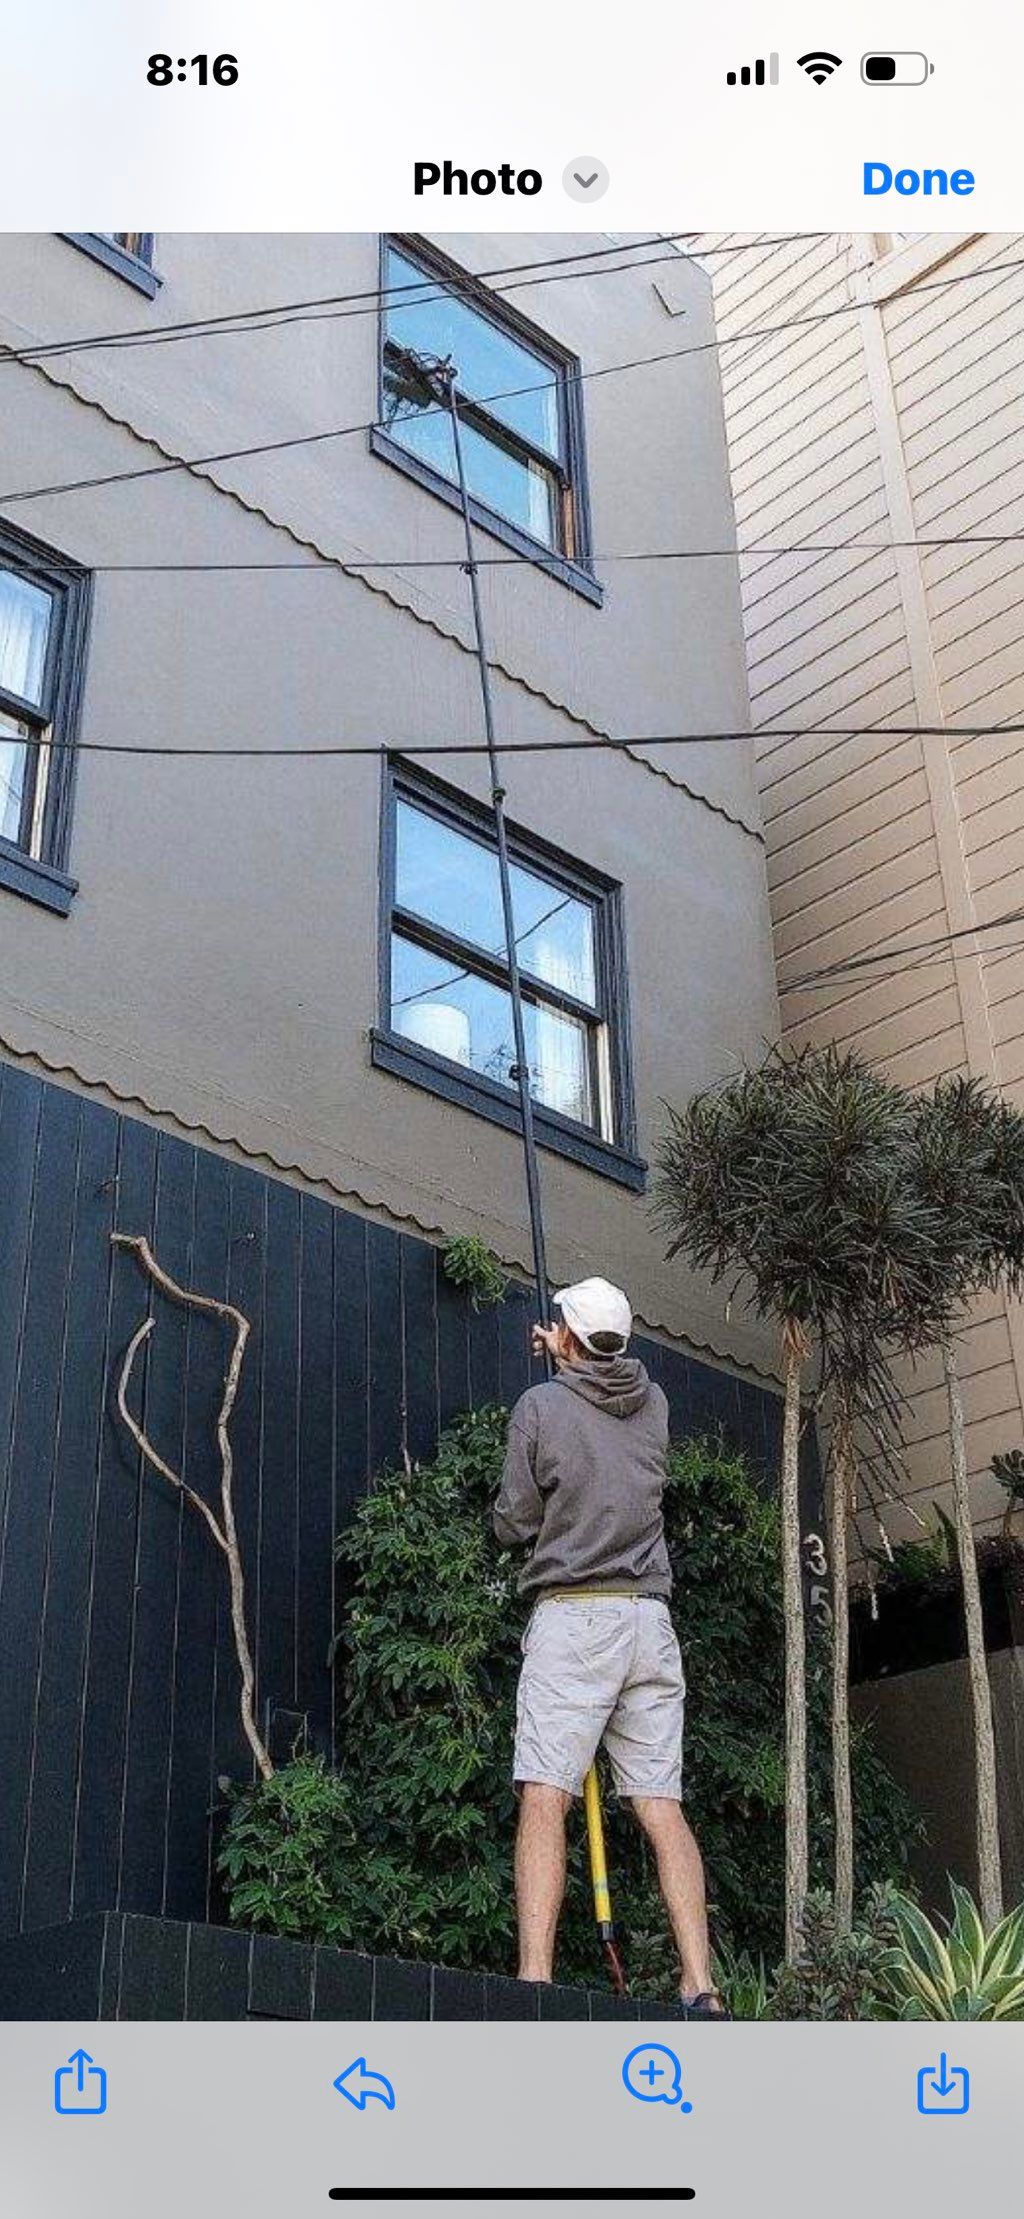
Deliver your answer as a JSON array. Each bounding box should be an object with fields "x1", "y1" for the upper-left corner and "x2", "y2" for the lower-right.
[{"x1": 917, "y1": 2054, "x2": 969, "y2": 2115}]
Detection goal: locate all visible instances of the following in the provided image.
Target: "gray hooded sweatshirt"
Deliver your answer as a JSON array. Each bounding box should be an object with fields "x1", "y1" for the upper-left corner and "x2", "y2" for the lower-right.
[{"x1": 493, "y1": 1357, "x2": 672, "y2": 1601}]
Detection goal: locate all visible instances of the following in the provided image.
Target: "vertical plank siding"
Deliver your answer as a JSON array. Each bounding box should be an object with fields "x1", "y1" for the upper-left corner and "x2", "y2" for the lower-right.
[{"x1": 0, "y1": 1063, "x2": 797, "y2": 1934}]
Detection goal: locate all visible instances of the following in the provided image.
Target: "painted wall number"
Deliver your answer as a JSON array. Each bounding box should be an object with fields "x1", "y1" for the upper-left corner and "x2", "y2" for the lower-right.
[
  {"x1": 147, "y1": 54, "x2": 239, "y2": 85},
  {"x1": 804, "y1": 1529, "x2": 833, "y2": 1630}
]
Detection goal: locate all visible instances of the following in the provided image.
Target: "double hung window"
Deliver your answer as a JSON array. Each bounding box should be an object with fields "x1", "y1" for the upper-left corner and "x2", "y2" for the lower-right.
[
  {"x1": 0, "y1": 527, "x2": 90, "y2": 913},
  {"x1": 374, "y1": 764, "x2": 642, "y2": 1189},
  {"x1": 374, "y1": 237, "x2": 599, "y2": 600}
]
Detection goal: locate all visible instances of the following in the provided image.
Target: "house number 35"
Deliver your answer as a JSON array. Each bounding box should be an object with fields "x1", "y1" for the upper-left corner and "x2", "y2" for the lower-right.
[{"x1": 804, "y1": 1529, "x2": 833, "y2": 1630}]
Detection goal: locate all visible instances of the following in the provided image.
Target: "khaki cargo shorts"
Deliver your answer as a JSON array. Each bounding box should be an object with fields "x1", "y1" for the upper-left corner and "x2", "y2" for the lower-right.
[{"x1": 514, "y1": 1594, "x2": 686, "y2": 1801}]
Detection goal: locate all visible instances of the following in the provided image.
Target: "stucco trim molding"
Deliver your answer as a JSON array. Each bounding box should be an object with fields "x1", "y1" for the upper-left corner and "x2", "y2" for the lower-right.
[
  {"x1": 0, "y1": 1029, "x2": 785, "y2": 1390},
  {"x1": 8, "y1": 352, "x2": 764, "y2": 843}
]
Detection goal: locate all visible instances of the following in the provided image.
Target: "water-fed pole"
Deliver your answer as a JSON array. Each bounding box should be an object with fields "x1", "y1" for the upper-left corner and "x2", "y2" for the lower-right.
[
  {"x1": 397, "y1": 350, "x2": 625, "y2": 1992},
  {"x1": 426, "y1": 353, "x2": 552, "y2": 1339}
]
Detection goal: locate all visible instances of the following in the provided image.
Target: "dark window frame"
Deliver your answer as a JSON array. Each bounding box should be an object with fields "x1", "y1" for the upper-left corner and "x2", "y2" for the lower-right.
[
  {"x1": 370, "y1": 757, "x2": 644, "y2": 1192},
  {"x1": 0, "y1": 521, "x2": 91, "y2": 917},
  {"x1": 61, "y1": 233, "x2": 161, "y2": 297},
  {"x1": 370, "y1": 234, "x2": 603, "y2": 609}
]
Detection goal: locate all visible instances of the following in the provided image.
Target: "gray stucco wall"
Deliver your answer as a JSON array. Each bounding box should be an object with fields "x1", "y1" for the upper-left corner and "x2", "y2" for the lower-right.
[{"x1": 0, "y1": 231, "x2": 780, "y2": 1373}]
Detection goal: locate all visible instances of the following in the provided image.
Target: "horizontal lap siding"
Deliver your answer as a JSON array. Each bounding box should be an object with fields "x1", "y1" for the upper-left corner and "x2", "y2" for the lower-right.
[
  {"x1": 897, "y1": 240, "x2": 1024, "y2": 1525},
  {"x1": 697, "y1": 229, "x2": 1024, "y2": 1551},
  {"x1": 0, "y1": 1062, "x2": 790, "y2": 1933}
]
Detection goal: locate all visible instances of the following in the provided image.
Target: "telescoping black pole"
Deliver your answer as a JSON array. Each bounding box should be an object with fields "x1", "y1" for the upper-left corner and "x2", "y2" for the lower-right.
[
  {"x1": 398, "y1": 356, "x2": 631, "y2": 1989},
  {"x1": 428, "y1": 355, "x2": 552, "y2": 1341}
]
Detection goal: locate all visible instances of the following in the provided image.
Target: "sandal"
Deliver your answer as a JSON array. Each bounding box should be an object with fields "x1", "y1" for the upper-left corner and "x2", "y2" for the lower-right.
[{"x1": 680, "y1": 1989, "x2": 732, "y2": 2019}]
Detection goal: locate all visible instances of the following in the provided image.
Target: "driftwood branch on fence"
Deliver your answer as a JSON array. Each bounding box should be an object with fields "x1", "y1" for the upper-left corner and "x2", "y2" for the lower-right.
[{"x1": 111, "y1": 1231, "x2": 274, "y2": 1782}]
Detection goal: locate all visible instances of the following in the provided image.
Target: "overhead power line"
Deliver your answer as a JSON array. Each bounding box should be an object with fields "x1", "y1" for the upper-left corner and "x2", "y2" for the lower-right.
[
  {"x1": 4, "y1": 235, "x2": 691, "y2": 369},
  {"x1": 0, "y1": 249, "x2": 685, "y2": 368},
  {"x1": 781, "y1": 906, "x2": 1024, "y2": 996},
  {"x1": 800, "y1": 931, "x2": 1024, "y2": 994},
  {"x1": 0, "y1": 234, "x2": 832, "y2": 371},
  {"x1": 85, "y1": 533, "x2": 1024, "y2": 574},
  {"x1": 4, "y1": 251, "x2": 1023, "y2": 512},
  {"x1": 25, "y1": 720, "x2": 1024, "y2": 759}
]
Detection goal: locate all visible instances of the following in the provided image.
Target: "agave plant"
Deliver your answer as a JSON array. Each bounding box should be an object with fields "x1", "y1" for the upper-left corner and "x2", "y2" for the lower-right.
[
  {"x1": 713, "y1": 1939, "x2": 772, "y2": 2022},
  {"x1": 883, "y1": 1885, "x2": 1024, "y2": 2020}
]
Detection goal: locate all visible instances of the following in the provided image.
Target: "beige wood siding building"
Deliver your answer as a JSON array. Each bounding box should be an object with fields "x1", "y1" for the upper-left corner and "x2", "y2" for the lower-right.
[{"x1": 688, "y1": 230, "x2": 1024, "y2": 1544}]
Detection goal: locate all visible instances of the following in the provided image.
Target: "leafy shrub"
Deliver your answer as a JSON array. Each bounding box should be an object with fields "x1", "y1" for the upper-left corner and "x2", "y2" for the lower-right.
[
  {"x1": 440, "y1": 1236, "x2": 508, "y2": 1310},
  {"x1": 219, "y1": 1408, "x2": 918, "y2": 1991},
  {"x1": 881, "y1": 1884, "x2": 1024, "y2": 2020},
  {"x1": 864, "y1": 1506, "x2": 956, "y2": 1593},
  {"x1": 768, "y1": 1886, "x2": 901, "y2": 2020},
  {"x1": 992, "y1": 1448, "x2": 1024, "y2": 1531},
  {"x1": 218, "y1": 1755, "x2": 366, "y2": 1947}
]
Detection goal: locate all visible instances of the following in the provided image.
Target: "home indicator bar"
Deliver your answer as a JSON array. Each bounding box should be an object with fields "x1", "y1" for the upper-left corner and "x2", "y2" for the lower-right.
[{"x1": 327, "y1": 2193, "x2": 697, "y2": 2205}]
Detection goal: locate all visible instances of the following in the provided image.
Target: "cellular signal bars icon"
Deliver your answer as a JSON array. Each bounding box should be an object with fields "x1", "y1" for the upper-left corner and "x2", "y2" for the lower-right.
[{"x1": 727, "y1": 53, "x2": 780, "y2": 86}]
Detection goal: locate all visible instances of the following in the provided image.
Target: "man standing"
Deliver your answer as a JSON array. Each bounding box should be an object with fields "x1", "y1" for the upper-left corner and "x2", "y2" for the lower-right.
[{"x1": 494, "y1": 1277, "x2": 725, "y2": 2014}]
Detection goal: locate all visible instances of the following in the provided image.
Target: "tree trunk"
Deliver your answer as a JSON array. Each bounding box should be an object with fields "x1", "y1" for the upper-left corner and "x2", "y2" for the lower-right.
[
  {"x1": 944, "y1": 1336, "x2": 1003, "y2": 1926},
  {"x1": 830, "y1": 1398, "x2": 855, "y2": 1934},
  {"x1": 781, "y1": 1324, "x2": 809, "y2": 1963}
]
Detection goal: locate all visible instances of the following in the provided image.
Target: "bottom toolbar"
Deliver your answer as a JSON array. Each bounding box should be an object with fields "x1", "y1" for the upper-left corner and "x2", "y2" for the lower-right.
[{"x1": 3, "y1": 2021, "x2": 1008, "y2": 2217}]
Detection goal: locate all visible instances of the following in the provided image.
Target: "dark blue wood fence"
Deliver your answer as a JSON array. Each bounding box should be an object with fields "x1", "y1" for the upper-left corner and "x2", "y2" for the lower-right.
[{"x1": 0, "y1": 1060, "x2": 803, "y2": 1937}]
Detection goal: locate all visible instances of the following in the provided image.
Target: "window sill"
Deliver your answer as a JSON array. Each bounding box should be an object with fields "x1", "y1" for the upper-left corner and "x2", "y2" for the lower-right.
[
  {"x1": 61, "y1": 234, "x2": 162, "y2": 298},
  {"x1": 369, "y1": 428, "x2": 604, "y2": 608},
  {"x1": 370, "y1": 1028, "x2": 646, "y2": 1192},
  {"x1": 0, "y1": 840, "x2": 77, "y2": 916}
]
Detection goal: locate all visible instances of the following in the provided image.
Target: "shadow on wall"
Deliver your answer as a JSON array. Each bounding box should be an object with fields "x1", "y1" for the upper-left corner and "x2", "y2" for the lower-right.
[{"x1": 851, "y1": 1554, "x2": 1024, "y2": 1911}]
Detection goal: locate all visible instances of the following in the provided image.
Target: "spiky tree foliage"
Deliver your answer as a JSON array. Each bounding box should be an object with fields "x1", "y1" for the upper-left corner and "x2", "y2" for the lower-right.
[
  {"x1": 905, "y1": 1077, "x2": 1024, "y2": 1925},
  {"x1": 656, "y1": 1045, "x2": 946, "y2": 1948}
]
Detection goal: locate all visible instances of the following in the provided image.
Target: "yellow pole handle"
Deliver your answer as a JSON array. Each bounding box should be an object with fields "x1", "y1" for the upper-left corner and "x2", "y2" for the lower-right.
[{"x1": 583, "y1": 1763, "x2": 613, "y2": 1928}]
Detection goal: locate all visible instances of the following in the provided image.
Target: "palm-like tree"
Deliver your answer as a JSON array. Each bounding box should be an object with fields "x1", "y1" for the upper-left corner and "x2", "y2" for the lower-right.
[
  {"x1": 656, "y1": 1045, "x2": 944, "y2": 1952},
  {"x1": 905, "y1": 1078, "x2": 1024, "y2": 1926}
]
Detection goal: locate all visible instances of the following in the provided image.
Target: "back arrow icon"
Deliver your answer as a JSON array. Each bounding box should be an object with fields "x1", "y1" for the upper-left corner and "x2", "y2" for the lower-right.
[{"x1": 333, "y1": 2058, "x2": 396, "y2": 2112}]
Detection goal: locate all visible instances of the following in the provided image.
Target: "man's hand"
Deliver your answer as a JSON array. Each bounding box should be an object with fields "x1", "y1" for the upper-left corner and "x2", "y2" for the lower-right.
[{"x1": 532, "y1": 1322, "x2": 561, "y2": 1361}]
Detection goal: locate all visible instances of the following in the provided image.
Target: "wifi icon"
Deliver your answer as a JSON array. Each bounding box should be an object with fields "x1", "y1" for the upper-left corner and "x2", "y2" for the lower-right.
[{"x1": 798, "y1": 49, "x2": 843, "y2": 82}]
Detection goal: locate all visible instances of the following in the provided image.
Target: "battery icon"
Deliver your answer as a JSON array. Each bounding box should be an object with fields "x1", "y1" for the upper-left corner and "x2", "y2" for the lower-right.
[{"x1": 861, "y1": 51, "x2": 934, "y2": 83}]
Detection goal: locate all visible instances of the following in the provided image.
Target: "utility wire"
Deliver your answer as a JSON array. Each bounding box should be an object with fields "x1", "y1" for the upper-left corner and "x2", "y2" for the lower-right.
[
  {"x1": 0, "y1": 234, "x2": 831, "y2": 371},
  {"x1": 784, "y1": 931, "x2": 1024, "y2": 996},
  {"x1": 0, "y1": 250, "x2": 691, "y2": 367},
  {"x1": 790, "y1": 903, "x2": 1024, "y2": 987},
  {"x1": 781, "y1": 907, "x2": 1024, "y2": 996},
  {"x1": 22, "y1": 721, "x2": 1024, "y2": 758},
  {"x1": 5, "y1": 252, "x2": 1023, "y2": 512},
  {"x1": 3, "y1": 235, "x2": 692, "y2": 368},
  {"x1": 84, "y1": 534, "x2": 1024, "y2": 573}
]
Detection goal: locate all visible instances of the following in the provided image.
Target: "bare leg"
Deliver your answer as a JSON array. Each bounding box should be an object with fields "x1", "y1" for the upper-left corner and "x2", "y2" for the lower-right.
[
  {"x1": 632, "y1": 1795, "x2": 715, "y2": 1998},
  {"x1": 515, "y1": 1782, "x2": 573, "y2": 1982}
]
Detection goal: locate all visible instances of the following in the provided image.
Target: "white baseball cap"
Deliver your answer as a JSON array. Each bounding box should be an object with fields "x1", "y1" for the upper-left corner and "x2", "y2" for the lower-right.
[{"x1": 553, "y1": 1276, "x2": 633, "y2": 1354}]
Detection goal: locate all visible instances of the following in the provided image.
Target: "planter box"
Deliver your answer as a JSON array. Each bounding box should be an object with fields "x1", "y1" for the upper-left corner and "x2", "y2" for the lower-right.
[
  {"x1": 850, "y1": 1543, "x2": 1024, "y2": 1913},
  {"x1": 850, "y1": 1543, "x2": 1024, "y2": 1684},
  {"x1": 0, "y1": 1915, "x2": 680, "y2": 2023}
]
